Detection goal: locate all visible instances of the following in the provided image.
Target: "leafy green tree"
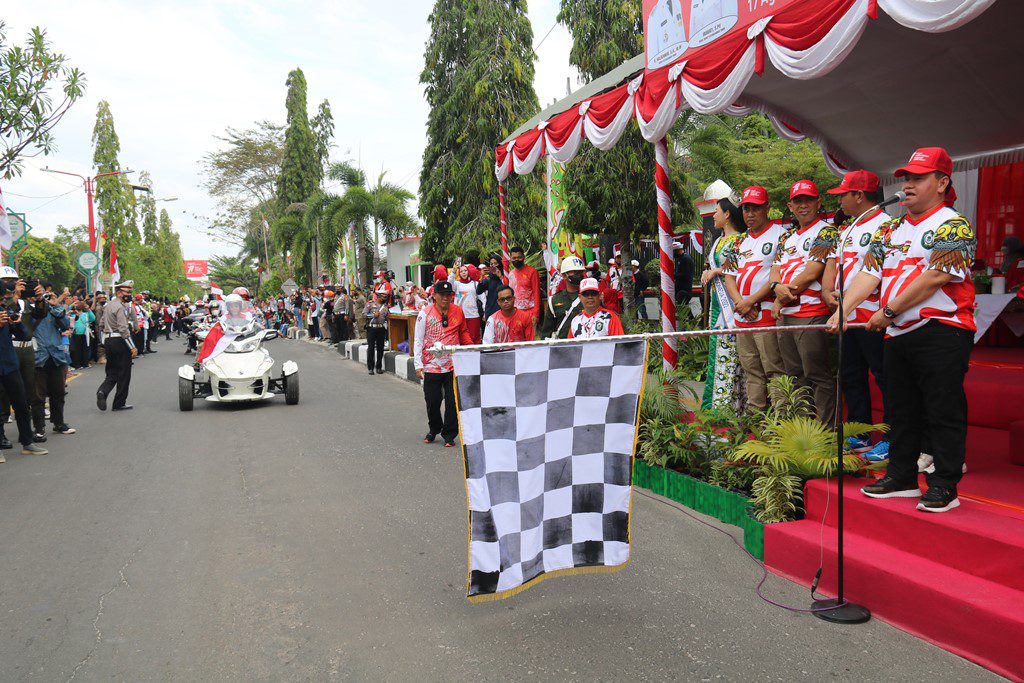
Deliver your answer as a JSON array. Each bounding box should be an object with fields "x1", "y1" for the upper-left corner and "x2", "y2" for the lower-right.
[
  {"x1": 310, "y1": 99, "x2": 335, "y2": 174},
  {"x1": 16, "y1": 235, "x2": 74, "y2": 289},
  {"x1": 137, "y1": 170, "x2": 159, "y2": 244},
  {"x1": 0, "y1": 23, "x2": 86, "y2": 179},
  {"x1": 419, "y1": 0, "x2": 544, "y2": 263},
  {"x1": 54, "y1": 224, "x2": 89, "y2": 256},
  {"x1": 91, "y1": 101, "x2": 138, "y2": 259},
  {"x1": 199, "y1": 121, "x2": 283, "y2": 258},
  {"x1": 208, "y1": 254, "x2": 259, "y2": 291},
  {"x1": 557, "y1": 0, "x2": 693, "y2": 315},
  {"x1": 276, "y1": 68, "x2": 320, "y2": 210}
]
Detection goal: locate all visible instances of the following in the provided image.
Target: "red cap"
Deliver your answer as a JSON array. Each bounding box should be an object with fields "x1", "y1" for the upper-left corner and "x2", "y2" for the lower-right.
[
  {"x1": 740, "y1": 186, "x2": 769, "y2": 206},
  {"x1": 827, "y1": 170, "x2": 880, "y2": 195},
  {"x1": 895, "y1": 147, "x2": 953, "y2": 177},
  {"x1": 789, "y1": 180, "x2": 819, "y2": 199},
  {"x1": 895, "y1": 147, "x2": 957, "y2": 206}
]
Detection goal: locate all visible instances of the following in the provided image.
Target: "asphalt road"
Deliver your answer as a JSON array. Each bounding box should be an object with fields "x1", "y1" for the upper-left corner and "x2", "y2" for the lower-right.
[{"x1": 0, "y1": 336, "x2": 1000, "y2": 681}]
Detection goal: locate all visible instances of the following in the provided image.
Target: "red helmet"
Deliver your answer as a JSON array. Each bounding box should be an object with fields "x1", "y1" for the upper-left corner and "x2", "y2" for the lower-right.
[{"x1": 231, "y1": 286, "x2": 251, "y2": 301}]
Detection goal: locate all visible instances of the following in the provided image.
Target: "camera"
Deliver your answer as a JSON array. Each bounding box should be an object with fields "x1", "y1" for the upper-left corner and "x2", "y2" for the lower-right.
[{"x1": 22, "y1": 278, "x2": 39, "y2": 295}]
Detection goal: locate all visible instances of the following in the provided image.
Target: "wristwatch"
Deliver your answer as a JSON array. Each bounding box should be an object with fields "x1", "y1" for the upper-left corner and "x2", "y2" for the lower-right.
[
  {"x1": 882, "y1": 305, "x2": 897, "y2": 319},
  {"x1": 769, "y1": 281, "x2": 781, "y2": 293}
]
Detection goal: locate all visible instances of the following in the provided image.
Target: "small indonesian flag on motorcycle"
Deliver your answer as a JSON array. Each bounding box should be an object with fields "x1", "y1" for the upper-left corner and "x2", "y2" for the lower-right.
[
  {"x1": 209, "y1": 281, "x2": 224, "y2": 299},
  {"x1": 197, "y1": 322, "x2": 237, "y2": 363}
]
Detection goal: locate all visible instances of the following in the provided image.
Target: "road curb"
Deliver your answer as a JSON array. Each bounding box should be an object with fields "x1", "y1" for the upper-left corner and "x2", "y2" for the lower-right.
[{"x1": 302, "y1": 338, "x2": 421, "y2": 384}]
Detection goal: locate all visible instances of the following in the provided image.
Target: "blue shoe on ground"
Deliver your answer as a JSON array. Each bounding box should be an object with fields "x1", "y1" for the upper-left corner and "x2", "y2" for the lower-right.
[
  {"x1": 846, "y1": 437, "x2": 871, "y2": 453},
  {"x1": 863, "y1": 440, "x2": 890, "y2": 462}
]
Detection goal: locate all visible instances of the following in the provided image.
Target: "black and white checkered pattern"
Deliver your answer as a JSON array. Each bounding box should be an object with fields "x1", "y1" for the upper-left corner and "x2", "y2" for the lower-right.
[{"x1": 453, "y1": 339, "x2": 647, "y2": 600}]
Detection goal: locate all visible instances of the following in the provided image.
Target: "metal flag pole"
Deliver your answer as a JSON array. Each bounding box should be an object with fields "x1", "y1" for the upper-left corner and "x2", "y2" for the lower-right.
[{"x1": 433, "y1": 322, "x2": 867, "y2": 355}]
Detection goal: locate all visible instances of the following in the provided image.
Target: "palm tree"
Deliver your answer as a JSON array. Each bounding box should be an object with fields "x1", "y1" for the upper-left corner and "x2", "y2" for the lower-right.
[
  {"x1": 325, "y1": 161, "x2": 418, "y2": 283},
  {"x1": 208, "y1": 253, "x2": 259, "y2": 291}
]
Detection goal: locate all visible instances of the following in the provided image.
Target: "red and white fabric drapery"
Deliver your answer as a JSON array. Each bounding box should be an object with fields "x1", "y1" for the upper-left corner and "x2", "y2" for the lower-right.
[{"x1": 494, "y1": 0, "x2": 995, "y2": 182}]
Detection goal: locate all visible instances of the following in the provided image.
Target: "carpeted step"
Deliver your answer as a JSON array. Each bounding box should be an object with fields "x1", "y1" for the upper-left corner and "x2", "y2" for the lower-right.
[
  {"x1": 803, "y1": 478, "x2": 1024, "y2": 592},
  {"x1": 765, "y1": 519, "x2": 1024, "y2": 681}
]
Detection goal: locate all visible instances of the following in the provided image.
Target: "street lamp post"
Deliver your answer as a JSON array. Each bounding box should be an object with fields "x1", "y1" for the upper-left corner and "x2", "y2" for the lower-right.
[{"x1": 42, "y1": 167, "x2": 127, "y2": 252}]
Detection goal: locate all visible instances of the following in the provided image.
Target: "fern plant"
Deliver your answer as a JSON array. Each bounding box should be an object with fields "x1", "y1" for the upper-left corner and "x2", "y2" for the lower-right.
[{"x1": 732, "y1": 417, "x2": 887, "y2": 522}]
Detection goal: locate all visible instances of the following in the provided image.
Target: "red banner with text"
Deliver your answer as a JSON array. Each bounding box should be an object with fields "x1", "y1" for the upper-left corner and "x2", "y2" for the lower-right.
[{"x1": 184, "y1": 259, "x2": 209, "y2": 279}]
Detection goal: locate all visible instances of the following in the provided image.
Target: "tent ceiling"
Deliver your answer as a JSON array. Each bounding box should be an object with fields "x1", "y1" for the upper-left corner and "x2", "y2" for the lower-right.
[
  {"x1": 500, "y1": 1, "x2": 1022, "y2": 178},
  {"x1": 741, "y1": 1, "x2": 1022, "y2": 175}
]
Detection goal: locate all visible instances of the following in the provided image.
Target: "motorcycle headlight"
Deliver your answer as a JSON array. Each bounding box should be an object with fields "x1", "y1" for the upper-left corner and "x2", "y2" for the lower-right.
[{"x1": 226, "y1": 337, "x2": 260, "y2": 353}]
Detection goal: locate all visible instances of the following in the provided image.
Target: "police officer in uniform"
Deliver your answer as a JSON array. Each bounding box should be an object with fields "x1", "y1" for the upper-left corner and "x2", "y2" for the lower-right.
[
  {"x1": 97, "y1": 280, "x2": 138, "y2": 411},
  {"x1": 539, "y1": 256, "x2": 587, "y2": 339}
]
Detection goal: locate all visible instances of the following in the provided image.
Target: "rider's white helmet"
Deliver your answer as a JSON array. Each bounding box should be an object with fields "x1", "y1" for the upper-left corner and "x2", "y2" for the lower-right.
[{"x1": 0, "y1": 266, "x2": 18, "y2": 279}]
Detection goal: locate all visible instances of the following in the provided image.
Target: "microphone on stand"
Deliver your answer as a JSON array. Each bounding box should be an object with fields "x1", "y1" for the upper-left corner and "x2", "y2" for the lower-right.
[{"x1": 876, "y1": 190, "x2": 907, "y2": 209}]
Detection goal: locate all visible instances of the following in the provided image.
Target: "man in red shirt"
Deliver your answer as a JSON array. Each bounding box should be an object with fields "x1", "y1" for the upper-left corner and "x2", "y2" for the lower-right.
[
  {"x1": 769, "y1": 180, "x2": 838, "y2": 423},
  {"x1": 829, "y1": 147, "x2": 976, "y2": 513},
  {"x1": 506, "y1": 246, "x2": 540, "y2": 324},
  {"x1": 413, "y1": 280, "x2": 474, "y2": 447},
  {"x1": 722, "y1": 186, "x2": 787, "y2": 411},
  {"x1": 482, "y1": 285, "x2": 535, "y2": 344}
]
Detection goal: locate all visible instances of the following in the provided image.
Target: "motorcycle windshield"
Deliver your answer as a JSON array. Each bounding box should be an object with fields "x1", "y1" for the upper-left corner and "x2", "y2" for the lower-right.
[{"x1": 222, "y1": 302, "x2": 257, "y2": 334}]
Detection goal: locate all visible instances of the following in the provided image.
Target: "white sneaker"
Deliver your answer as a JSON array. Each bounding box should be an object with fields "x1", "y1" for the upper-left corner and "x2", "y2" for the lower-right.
[{"x1": 918, "y1": 453, "x2": 967, "y2": 474}]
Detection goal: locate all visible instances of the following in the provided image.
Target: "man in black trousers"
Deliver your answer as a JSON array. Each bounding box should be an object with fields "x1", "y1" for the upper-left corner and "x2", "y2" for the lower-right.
[{"x1": 97, "y1": 281, "x2": 138, "y2": 411}]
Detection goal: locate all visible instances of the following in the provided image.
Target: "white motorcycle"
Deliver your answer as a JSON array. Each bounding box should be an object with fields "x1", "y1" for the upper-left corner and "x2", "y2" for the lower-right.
[{"x1": 177, "y1": 298, "x2": 298, "y2": 411}]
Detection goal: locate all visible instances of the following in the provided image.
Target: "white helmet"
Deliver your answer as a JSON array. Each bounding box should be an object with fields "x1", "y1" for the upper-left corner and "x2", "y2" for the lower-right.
[
  {"x1": 559, "y1": 256, "x2": 586, "y2": 274},
  {"x1": 0, "y1": 266, "x2": 18, "y2": 279}
]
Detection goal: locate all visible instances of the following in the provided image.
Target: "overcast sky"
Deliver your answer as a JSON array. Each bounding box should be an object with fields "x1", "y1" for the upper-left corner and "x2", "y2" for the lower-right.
[{"x1": 3, "y1": 0, "x2": 580, "y2": 260}]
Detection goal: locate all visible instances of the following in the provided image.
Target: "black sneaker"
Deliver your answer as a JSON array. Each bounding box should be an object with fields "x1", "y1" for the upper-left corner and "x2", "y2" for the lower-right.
[
  {"x1": 861, "y1": 475, "x2": 921, "y2": 499},
  {"x1": 0, "y1": 437, "x2": 11, "y2": 449},
  {"x1": 32, "y1": 432, "x2": 47, "y2": 443},
  {"x1": 423, "y1": 433, "x2": 437, "y2": 444},
  {"x1": 97, "y1": 391, "x2": 108, "y2": 411},
  {"x1": 53, "y1": 424, "x2": 77, "y2": 435},
  {"x1": 917, "y1": 485, "x2": 960, "y2": 513}
]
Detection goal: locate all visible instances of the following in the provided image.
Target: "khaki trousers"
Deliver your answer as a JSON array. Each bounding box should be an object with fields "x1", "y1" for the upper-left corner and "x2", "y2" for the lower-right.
[
  {"x1": 736, "y1": 328, "x2": 786, "y2": 411},
  {"x1": 778, "y1": 314, "x2": 836, "y2": 423}
]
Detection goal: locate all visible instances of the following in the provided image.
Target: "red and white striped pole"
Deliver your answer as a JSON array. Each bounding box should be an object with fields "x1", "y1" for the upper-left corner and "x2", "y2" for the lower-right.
[
  {"x1": 655, "y1": 137, "x2": 677, "y2": 371},
  {"x1": 499, "y1": 180, "x2": 510, "y2": 272}
]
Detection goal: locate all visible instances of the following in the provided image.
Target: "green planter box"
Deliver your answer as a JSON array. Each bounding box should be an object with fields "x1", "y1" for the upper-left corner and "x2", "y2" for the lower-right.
[{"x1": 632, "y1": 459, "x2": 765, "y2": 560}]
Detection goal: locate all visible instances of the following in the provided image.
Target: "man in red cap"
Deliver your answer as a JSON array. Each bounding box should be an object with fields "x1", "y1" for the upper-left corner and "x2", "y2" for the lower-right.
[
  {"x1": 722, "y1": 186, "x2": 786, "y2": 411},
  {"x1": 822, "y1": 170, "x2": 892, "y2": 461},
  {"x1": 828, "y1": 147, "x2": 976, "y2": 513},
  {"x1": 768, "y1": 180, "x2": 838, "y2": 423},
  {"x1": 567, "y1": 277, "x2": 624, "y2": 339}
]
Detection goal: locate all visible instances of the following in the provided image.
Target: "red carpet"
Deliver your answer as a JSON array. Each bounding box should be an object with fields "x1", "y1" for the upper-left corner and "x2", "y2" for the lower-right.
[
  {"x1": 766, "y1": 348, "x2": 1024, "y2": 680},
  {"x1": 765, "y1": 480, "x2": 1024, "y2": 681}
]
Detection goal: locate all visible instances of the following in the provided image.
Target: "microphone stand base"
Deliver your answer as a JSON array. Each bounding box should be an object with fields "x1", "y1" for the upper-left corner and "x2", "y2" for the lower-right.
[{"x1": 812, "y1": 598, "x2": 871, "y2": 624}]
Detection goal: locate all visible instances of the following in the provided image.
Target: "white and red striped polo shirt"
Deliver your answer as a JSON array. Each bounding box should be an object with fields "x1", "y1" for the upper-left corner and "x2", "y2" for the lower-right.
[
  {"x1": 862, "y1": 204, "x2": 977, "y2": 337},
  {"x1": 775, "y1": 218, "x2": 837, "y2": 318},
  {"x1": 722, "y1": 221, "x2": 786, "y2": 328},
  {"x1": 831, "y1": 209, "x2": 890, "y2": 323}
]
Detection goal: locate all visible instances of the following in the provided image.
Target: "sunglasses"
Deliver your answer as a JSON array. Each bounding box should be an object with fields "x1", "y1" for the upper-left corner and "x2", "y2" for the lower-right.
[
  {"x1": 497, "y1": 296, "x2": 514, "y2": 302},
  {"x1": 580, "y1": 291, "x2": 600, "y2": 296}
]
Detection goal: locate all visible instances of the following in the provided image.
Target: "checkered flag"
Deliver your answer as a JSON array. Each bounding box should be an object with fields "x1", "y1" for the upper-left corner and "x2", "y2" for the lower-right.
[{"x1": 453, "y1": 339, "x2": 648, "y2": 602}]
